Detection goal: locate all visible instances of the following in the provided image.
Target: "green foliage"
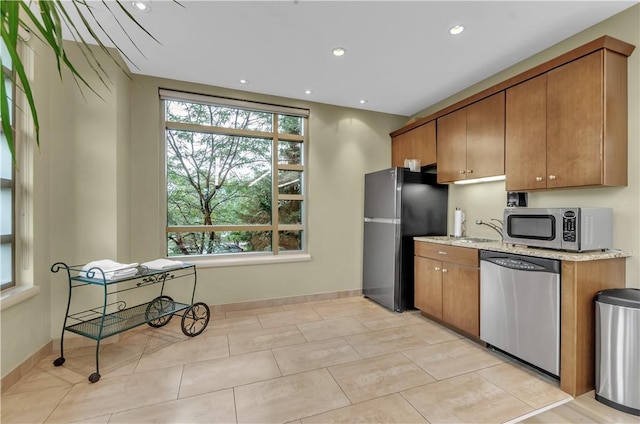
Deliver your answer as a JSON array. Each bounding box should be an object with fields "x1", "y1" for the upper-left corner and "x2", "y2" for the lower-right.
[
  {"x1": 166, "y1": 104, "x2": 305, "y2": 256},
  {"x1": 166, "y1": 101, "x2": 275, "y2": 254},
  {"x1": 279, "y1": 114, "x2": 302, "y2": 135}
]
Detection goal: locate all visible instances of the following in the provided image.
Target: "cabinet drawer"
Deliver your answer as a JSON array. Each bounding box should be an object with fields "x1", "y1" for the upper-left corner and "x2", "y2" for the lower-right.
[{"x1": 414, "y1": 242, "x2": 479, "y2": 267}]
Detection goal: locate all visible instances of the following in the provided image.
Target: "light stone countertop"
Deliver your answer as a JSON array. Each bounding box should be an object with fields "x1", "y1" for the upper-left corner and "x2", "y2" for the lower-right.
[{"x1": 413, "y1": 236, "x2": 632, "y2": 262}]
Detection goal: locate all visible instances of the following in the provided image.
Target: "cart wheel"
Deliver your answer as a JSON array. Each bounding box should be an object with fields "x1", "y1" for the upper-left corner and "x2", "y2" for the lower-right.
[
  {"x1": 88, "y1": 373, "x2": 101, "y2": 383},
  {"x1": 181, "y1": 302, "x2": 210, "y2": 337},
  {"x1": 53, "y1": 357, "x2": 65, "y2": 367},
  {"x1": 146, "y1": 295, "x2": 175, "y2": 328}
]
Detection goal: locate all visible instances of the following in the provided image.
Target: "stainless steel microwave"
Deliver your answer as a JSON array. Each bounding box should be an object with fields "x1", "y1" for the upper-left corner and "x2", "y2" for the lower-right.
[{"x1": 503, "y1": 207, "x2": 613, "y2": 252}]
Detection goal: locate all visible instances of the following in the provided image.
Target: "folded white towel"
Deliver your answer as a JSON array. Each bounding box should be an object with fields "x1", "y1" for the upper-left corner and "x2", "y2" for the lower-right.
[
  {"x1": 80, "y1": 260, "x2": 140, "y2": 280},
  {"x1": 101, "y1": 268, "x2": 139, "y2": 280},
  {"x1": 141, "y1": 259, "x2": 185, "y2": 271}
]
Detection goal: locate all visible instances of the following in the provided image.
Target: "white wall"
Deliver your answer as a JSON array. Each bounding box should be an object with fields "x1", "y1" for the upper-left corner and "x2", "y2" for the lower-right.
[
  {"x1": 128, "y1": 76, "x2": 407, "y2": 305},
  {"x1": 46, "y1": 43, "x2": 134, "y2": 337}
]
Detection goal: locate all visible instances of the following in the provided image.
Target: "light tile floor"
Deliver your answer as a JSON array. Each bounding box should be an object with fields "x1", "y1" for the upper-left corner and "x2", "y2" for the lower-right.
[{"x1": 2, "y1": 296, "x2": 633, "y2": 423}]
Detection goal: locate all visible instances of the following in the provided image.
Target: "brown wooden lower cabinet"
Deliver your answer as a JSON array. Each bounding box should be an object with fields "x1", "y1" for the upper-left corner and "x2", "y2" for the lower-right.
[
  {"x1": 414, "y1": 241, "x2": 627, "y2": 397},
  {"x1": 414, "y1": 242, "x2": 479, "y2": 338},
  {"x1": 414, "y1": 256, "x2": 443, "y2": 319},
  {"x1": 442, "y1": 264, "x2": 479, "y2": 336},
  {"x1": 560, "y1": 257, "x2": 626, "y2": 397}
]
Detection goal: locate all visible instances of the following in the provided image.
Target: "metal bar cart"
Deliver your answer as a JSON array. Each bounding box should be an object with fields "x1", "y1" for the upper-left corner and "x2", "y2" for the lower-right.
[{"x1": 50, "y1": 262, "x2": 210, "y2": 383}]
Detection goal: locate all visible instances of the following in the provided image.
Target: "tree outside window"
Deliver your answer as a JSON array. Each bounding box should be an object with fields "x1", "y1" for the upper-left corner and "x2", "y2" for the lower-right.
[{"x1": 162, "y1": 91, "x2": 307, "y2": 257}]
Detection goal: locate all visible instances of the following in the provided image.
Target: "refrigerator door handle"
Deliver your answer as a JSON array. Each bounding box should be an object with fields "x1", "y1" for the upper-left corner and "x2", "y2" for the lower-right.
[{"x1": 364, "y1": 217, "x2": 401, "y2": 224}]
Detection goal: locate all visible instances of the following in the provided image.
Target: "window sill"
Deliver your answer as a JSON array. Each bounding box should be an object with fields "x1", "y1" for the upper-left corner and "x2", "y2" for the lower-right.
[
  {"x1": 0, "y1": 285, "x2": 40, "y2": 311},
  {"x1": 187, "y1": 252, "x2": 311, "y2": 269}
]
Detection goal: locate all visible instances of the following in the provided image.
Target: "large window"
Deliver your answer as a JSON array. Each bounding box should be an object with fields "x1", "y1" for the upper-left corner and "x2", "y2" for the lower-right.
[
  {"x1": 161, "y1": 90, "x2": 308, "y2": 257},
  {"x1": 1, "y1": 41, "x2": 15, "y2": 289}
]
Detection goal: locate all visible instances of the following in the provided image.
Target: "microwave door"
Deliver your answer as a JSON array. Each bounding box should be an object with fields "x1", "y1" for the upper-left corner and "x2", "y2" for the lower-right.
[
  {"x1": 504, "y1": 212, "x2": 558, "y2": 249},
  {"x1": 504, "y1": 207, "x2": 613, "y2": 252}
]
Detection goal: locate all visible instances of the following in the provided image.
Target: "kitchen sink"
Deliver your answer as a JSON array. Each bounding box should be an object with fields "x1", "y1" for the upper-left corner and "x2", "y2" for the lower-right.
[{"x1": 450, "y1": 237, "x2": 499, "y2": 243}]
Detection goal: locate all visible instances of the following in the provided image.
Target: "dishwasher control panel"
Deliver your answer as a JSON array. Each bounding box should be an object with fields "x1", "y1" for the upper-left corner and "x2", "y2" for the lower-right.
[
  {"x1": 493, "y1": 258, "x2": 546, "y2": 271},
  {"x1": 480, "y1": 250, "x2": 561, "y2": 274}
]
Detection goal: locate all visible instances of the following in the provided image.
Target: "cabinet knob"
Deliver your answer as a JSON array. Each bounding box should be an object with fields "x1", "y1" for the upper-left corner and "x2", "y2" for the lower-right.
[
  {"x1": 437, "y1": 251, "x2": 448, "y2": 255},
  {"x1": 535, "y1": 176, "x2": 543, "y2": 182},
  {"x1": 459, "y1": 170, "x2": 466, "y2": 174},
  {"x1": 442, "y1": 268, "x2": 448, "y2": 273},
  {"x1": 466, "y1": 169, "x2": 473, "y2": 174},
  {"x1": 549, "y1": 175, "x2": 557, "y2": 180},
  {"x1": 434, "y1": 267, "x2": 441, "y2": 271}
]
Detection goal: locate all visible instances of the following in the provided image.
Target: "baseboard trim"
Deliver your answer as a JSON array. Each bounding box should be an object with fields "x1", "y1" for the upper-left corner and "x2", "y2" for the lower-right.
[
  {"x1": 1, "y1": 341, "x2": 52, "y2": 393},
  {"x1": 209, "y1": 289, "x2": 363, "y2": 313}
]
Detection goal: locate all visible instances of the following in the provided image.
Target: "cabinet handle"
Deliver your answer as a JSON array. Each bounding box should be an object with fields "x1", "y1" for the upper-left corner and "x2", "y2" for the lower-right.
[
  {"x1": 437, "y1": 251, "x2": 448, "y2": 255},
  {"x1": 535, "y1": 176, "x2": 543, "y2": 182},
  {"x1": 466, "y1": 169, "x2": 473, "y2": 174},
  {"x1": 442, "y1": 268, "x2": 448, "y2": 273},
  {"x1": 458, "y1": 170, "x2": 466, "y2": 174},
  {"x1": 434, "y1": 267, "x2": 441, "y2": 271},
  {"x1": 549, "y1": 175, "x2": 557, "y2": 180}
]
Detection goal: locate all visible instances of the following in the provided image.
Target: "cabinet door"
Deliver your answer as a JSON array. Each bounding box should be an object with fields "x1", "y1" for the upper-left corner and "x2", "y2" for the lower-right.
[
  {"x1": 436, "y1": 108, "x2": 467, "y2": 183},
  {"x1": 547, "y1": 51, "x2": 603, "y2": 188},
  {"x1": 505, "y1": 74, "x2": 548, "y2": 191},
  {"x1": 414, "y1": 256, "x2": 443, "y2": 319},
  {"x1": 442, "y1": 264, "x2": 479, "y2": 336},
  {"x1": 392, "y1": 121, "x2": 437, "y2": 168},
  {"x1": 466, "y1": 92, "x2": 505, "y2": 179},
  {"x1": 391, "y1": 131, "x2": 412, "y2": 168},
  {"x1": 413, "y1": 121, "x2": 437, "y2": 167}
]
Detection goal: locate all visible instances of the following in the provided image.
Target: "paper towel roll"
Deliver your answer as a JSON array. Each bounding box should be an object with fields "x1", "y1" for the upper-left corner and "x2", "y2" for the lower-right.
[{"x1": 454, "y1": 209, "x2": 464, "y2": 237}]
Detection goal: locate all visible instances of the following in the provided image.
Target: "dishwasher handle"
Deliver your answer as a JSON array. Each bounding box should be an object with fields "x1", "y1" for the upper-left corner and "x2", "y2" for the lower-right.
[{"x1": 480, "y1": 250, "x2": 561, "y2": 274}]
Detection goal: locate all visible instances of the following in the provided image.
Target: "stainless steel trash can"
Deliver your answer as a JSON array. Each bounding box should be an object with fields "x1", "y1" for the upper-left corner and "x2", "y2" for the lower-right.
[{"x1": 595, "y1": 288, "x2": 640, "y2": 416}]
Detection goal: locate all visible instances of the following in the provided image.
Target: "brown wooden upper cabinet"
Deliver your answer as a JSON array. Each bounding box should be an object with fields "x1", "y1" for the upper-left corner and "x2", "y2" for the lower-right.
[
  {"x1": 506, "y1": 49, "x2": 628, "y2": 190},
  {"x1": 437, "y1": 92, "x2": 505, "y2": 183},
  {"x1": 391, "y1": 120, "x2": 437, "y2": 168}
]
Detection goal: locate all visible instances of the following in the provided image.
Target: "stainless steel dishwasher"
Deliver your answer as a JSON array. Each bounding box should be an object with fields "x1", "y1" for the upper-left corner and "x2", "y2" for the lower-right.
[{"x1": 480, "y1": 250, "x2": 560, "y2": 377}]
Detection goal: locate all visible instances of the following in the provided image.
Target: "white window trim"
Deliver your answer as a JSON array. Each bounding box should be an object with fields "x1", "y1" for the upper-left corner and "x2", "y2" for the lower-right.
[
  {"x1": 0, "y1": 285, "x2": 40, "y2": 311},
  {"x1": 2, "y1": 38, "x2": 38, "y2": 308},
  {"x1": 188, "y1": 252, "x2": 311, "y2": 269}
]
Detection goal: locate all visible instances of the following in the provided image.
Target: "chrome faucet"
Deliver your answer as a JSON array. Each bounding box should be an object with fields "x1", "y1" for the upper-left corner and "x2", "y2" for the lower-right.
[{"x1": 475, "y1": 219, "x2": 503, "y2": 239}]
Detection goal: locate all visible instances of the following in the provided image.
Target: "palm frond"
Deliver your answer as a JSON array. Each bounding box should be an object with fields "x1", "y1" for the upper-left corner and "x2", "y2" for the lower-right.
[{"x1": 2, "y1": 1, "x2": 40, "y2": 155}]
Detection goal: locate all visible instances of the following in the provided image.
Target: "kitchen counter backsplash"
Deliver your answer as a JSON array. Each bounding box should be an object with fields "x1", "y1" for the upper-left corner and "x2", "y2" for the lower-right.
[{"x1": 414, "y1": 236, "x2": 631, "y2": 262}]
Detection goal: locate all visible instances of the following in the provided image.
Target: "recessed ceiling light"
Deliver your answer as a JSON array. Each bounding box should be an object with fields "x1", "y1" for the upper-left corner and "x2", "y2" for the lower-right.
[
  {"x1": 332, "y1": 47, "x2": 346, "y2": 57},
  {"x1": 359, "y1": 99, "x2": 367, "y2": 104},
  {"x1": 304, "y1": 90, "x2": 312, "y2": 95},
  {"x1": 131, "y1": 1, "x2": 151, "y2": 12},
  {"x1": 239, "y1": 79, "x2": 249, "y2": 84},
  {"x1": 449, "y1": 25, "x2": 465, "y2": 35}
]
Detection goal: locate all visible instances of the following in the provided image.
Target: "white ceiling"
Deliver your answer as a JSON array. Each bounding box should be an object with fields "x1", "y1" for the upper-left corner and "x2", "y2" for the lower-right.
[{"x1": 70, "y1": 0, "x2": 638, "y2": 116}]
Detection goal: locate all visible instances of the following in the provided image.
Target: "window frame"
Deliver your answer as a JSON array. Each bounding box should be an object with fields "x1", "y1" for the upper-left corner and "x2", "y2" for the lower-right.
[
  {"x1": 1, "y1": 43, "x2": 16, "y2": 291},
  {"x1": 160, "y1": 89, "x2": 309, "y2": 259}
]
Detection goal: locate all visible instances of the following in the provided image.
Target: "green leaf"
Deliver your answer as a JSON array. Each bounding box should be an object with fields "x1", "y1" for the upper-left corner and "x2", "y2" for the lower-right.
[
  {"x1": 1, "y1": 1, "x2": 40, "y2": 164},
  {"x1": 1, "y1": 69, "x2": 15, "y2": 164}
]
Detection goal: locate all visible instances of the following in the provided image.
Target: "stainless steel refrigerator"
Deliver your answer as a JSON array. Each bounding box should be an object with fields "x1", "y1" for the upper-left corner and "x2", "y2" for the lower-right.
[{"x1": 363, "y1": 167, "x2": 448, "y2": 312}]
